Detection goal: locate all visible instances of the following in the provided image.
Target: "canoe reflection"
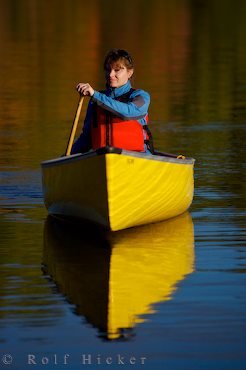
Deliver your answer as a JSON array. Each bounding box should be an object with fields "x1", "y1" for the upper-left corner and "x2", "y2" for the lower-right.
[{"x1": 43, "y1": 212, "x2": 194, "y2": 341}]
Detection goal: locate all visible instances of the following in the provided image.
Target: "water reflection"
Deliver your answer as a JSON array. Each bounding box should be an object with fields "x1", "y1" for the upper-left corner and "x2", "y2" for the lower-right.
[
  {"x1": 43, "y1": 212, "x2": 194, "y2": 341},
  {"x1": 1, "y1": 0, "x2": 244, "y2": 168}
]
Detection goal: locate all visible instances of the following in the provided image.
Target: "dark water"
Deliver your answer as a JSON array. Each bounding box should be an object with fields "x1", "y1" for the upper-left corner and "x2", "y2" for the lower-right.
[{"x1": 0, "y1": 0, "x2": 245, "y2": 369}]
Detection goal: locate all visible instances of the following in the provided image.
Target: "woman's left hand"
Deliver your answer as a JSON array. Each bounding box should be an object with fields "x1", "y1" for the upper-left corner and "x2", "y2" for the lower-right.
[{"x1": 76, "y1": 83, "x2": 95, "y2": 97}]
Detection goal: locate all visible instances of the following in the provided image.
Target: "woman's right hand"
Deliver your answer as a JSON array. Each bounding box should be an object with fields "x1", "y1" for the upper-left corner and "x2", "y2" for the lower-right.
[{"x1": 76, "y1": 83, "x2": 95, "y2": 97}]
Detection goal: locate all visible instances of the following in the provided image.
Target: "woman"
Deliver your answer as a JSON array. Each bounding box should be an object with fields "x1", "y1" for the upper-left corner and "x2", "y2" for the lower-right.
[{"x1": 71, "y1": 49, "x2": 153, "y2": 154}]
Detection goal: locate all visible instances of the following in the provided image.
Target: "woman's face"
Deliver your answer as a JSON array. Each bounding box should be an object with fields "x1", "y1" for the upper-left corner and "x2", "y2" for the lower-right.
[{"x1": 105, "y1": 61, "x2": 133, "y2": 88}]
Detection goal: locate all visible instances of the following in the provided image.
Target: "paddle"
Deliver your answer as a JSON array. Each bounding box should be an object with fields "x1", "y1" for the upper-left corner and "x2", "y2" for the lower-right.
[{"x1": 65, "y1": 95, "x2": 84, "y2": 156}]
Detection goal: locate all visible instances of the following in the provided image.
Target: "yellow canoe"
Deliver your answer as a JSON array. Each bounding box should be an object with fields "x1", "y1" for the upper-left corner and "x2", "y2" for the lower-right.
[
  {"x1": 41, "y1": 147, "x2": 195, "y2": 231},
  {"x1": 43, "y1": 212, "x2": 194, "y2": 340}
]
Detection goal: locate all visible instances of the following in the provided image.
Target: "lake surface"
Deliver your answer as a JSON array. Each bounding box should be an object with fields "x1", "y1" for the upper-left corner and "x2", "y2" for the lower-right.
[{"x1": 0, "y1": 1, "x2": 245, "y2": 369}]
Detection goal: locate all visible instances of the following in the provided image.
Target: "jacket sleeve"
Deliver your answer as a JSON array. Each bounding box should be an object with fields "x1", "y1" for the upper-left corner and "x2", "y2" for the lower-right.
[{"x1": 92, "y1": 89, "x2": 150, "y2": 119}]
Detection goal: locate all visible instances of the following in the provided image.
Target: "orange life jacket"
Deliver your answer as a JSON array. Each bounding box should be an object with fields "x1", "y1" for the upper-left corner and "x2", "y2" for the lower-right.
[{"x1": 91, "y1": 89, "x2": 150, "y2": 152}]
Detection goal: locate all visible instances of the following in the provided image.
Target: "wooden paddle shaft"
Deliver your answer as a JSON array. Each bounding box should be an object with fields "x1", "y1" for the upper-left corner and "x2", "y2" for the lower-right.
[{"x1": 65, "y1": 95, "x2": 84, "y2": 156}]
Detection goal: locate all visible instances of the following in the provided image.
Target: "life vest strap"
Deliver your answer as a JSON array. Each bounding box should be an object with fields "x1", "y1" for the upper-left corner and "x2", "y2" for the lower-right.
[{"x1": 143, "y1": 125, "x2": 154, "y2": 154}]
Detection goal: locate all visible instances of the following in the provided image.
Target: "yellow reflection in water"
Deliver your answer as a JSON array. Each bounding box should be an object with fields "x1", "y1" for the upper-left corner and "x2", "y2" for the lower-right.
[{"x1": 43, "y1": 212, "x2": 194, "y2": 340}]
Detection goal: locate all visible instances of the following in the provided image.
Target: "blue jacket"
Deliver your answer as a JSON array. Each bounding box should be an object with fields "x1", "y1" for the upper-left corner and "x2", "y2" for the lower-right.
[{"x1": 71, "y1": 81, "x2": 150, "y2": 154}]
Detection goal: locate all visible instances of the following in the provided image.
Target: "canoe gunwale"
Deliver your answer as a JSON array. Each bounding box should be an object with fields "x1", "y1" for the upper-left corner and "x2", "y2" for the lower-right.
[{"x1": 41, "y1": 146, "x2": 195, "y2": 167}]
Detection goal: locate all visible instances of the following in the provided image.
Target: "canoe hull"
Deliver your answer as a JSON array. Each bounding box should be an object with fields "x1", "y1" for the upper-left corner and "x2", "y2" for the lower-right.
[{"x1": 41, "y1": 147, "x2": 195, "y2": 231}]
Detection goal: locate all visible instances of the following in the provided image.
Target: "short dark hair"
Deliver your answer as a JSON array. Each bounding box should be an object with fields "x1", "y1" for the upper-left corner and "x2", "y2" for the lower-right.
[{"x1": 103, "y1": 49, "x2": 134, "y2": 70}]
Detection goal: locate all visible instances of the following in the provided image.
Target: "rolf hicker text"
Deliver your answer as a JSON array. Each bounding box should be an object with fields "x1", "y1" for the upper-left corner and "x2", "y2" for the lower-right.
[{"x1": 26, "y1": 353, "x2": 147, "y2": 366}]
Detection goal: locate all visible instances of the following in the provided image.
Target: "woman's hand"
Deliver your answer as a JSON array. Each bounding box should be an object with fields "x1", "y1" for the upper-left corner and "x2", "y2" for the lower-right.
[{"x1": 76, "y1": 83, "x2": 95, "y2": 97}]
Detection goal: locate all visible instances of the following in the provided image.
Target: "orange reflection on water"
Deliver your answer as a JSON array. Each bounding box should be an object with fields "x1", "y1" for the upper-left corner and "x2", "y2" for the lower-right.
[{"x1": 0, "y1": 0, "x2": 244, "y2": 168}]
